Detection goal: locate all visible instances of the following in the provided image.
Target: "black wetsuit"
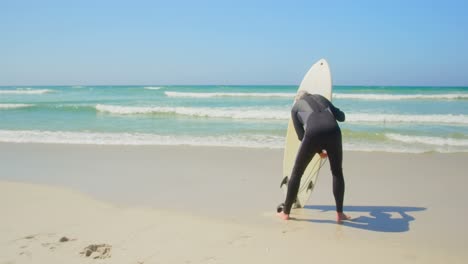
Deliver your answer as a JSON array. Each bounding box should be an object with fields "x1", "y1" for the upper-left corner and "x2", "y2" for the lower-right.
[{"x1": 283, "y1": 94, "x2": 346, "y2": 215}]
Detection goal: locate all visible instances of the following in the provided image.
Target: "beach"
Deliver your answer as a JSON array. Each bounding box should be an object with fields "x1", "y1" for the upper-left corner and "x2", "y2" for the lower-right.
[{"x1": 1, "y1": 142, "x2": 467, "y2": 263}]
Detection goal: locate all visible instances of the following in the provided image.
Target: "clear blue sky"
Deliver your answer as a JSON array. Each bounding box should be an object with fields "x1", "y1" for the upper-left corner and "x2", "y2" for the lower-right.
[{"x1": 1, "y1": 0, "x2": 467, "y2": 86}]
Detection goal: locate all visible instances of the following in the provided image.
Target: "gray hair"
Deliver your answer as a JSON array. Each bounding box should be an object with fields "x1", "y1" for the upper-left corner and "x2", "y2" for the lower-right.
[{"x1": 295, "y1": 90, "x2": 310, "y2": 101}]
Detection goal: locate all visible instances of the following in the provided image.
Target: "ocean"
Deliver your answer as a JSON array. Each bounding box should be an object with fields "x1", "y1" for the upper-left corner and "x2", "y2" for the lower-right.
[{"x1": 0, "y1": 85, "x2": 467, "y2": 153}]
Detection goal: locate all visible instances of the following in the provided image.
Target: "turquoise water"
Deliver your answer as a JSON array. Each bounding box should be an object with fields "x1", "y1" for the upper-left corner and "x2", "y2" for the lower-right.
[{"x1": 1, "y1": 85, "x2": 467, "y2": 153}]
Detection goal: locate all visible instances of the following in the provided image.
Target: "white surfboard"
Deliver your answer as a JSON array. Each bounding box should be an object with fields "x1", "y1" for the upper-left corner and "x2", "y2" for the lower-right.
[{"x1": 281, "y1": 58, "x2": 333, "y2": 208}]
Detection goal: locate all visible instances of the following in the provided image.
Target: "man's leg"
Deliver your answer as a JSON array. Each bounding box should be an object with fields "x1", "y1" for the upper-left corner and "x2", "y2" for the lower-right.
[
  {"x1": 325, "y1": 131, "x2": 351, "y2": 222},
  {"x1": 282, "y1": 135, "x2": 317, "y2": 215}
]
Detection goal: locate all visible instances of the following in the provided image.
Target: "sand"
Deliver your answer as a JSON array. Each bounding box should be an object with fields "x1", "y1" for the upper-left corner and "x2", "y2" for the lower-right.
[{"x1": 1, "y1": 142, "x2": 467, "y2": 263}]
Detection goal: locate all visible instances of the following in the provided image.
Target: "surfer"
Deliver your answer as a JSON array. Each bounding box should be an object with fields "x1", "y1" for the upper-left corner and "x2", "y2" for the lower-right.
[{"x1": 278, "y1": 91, "x2": 351, "y2": 222}]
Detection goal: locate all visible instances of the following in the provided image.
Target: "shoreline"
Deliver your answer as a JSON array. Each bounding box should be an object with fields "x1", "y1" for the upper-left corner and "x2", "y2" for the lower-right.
[
  {"x1": 1, "y1": 140, "x2": 466, "y2": 154},
  {"x1": 1, "y1": 142, "x2": 467, "y2": 263}
]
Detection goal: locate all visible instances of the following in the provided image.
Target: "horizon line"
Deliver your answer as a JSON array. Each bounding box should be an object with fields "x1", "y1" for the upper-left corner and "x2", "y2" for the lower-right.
[{"x1": 1, "y1": 84, "x2": 467, "y2": 88}]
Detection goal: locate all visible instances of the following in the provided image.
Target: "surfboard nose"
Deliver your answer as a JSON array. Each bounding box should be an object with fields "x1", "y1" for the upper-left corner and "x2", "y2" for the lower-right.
[{"x1": 317, "y1": 58, "x2": 328, "y2": 67}]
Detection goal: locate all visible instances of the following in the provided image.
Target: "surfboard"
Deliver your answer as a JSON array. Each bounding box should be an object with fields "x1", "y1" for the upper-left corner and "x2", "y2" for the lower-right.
[{"x1": 281, "y1": 58, "x2": 333, "y2": 208}]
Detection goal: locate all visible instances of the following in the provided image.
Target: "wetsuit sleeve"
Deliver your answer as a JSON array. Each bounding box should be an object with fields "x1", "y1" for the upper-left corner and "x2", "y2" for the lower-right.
[
  {"x1": 329, "y1": 103, "x2": 345, "y2": 122},
  {"x1": 291, "y1": 104, "x2": 305, "y2": 141}
]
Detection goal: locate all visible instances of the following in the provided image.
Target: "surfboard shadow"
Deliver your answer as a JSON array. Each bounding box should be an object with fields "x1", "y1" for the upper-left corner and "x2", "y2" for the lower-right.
[{"x1": 300, "y1": 205, "x2": 426, "y2": 233}]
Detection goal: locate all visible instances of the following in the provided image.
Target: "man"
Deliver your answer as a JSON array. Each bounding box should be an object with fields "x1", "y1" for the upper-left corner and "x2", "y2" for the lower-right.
[{"x1": 278, "y1": 91, "x2": 350, "y2": 222}]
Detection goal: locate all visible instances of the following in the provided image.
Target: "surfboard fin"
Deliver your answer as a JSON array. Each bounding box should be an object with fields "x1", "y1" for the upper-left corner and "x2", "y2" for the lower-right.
[
  {"x1": 292, "y1": 199, "x2": 302, "y2": 208},
  {"x1": 307, "y1": 181, "x2": 314, "y2": 191},
  {"x1": 276, "y1": 203, "x2": 285, "y2": 213},
  {"x1": 280, "y1": 176, "x2": 288, "y2": 188}
]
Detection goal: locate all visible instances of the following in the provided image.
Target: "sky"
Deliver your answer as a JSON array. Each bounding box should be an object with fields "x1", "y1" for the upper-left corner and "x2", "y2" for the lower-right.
[{"x1": 1, "y1": 0, "x2": 467, "y2": 86}]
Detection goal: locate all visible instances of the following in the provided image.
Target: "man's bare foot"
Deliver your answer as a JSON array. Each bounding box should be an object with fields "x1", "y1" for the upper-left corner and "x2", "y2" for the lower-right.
[
  {"x1": 277, "y1": 212, "x2": 290, "y2": 220},
  {"x1": 337, "y1": 212, "x2": 351, "y2": 223}
]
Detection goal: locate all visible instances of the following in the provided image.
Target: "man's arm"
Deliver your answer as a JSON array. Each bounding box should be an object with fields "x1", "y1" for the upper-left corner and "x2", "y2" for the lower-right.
[
  {"x1": 329, "y1": 103, "x2": 345, "y2": 122},
  {"x1": 291, "y1": 106, "x2": 305, "y2": 141},
  {"x1": 313, "y1": 94, "x2": 345, "y2": 122}
]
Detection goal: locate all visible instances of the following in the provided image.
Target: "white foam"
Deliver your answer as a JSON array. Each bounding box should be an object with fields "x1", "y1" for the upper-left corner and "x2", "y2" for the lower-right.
[
  {"x1": 344, "y1": 140, "x2": 468, "y2": 153},
  {"x1": 144, "y1": 86, "x2": 162, "y2": 90},
  {"x1": 96, "y1": 104, "x2": 163, "y2": 114},
  {"x1": 334, "y1": 93, "x2": 468, "y2": 100},
  {"x1": 0, "y1": 130, "x2": 284, "y2": 149},
  {"x1": 0, "y1": 130, "x2": 465, "y2": 153},
  {"x1": 165, "y1": 91, "x2": 295, "y2": 98},
  {"x1": 164, "y1": 91, "x2": 468, "y2": 100},
  {"x1": 0, "y1": 104, "x2": 34, "y2": 109},
  {"x1": 95, "y1": 104, "x2": 289, "y2": 120},
  {"x1": 347, "y1": 113, "x2": 468, "y2": 125},
  {"x1": 343, "y1": 142, "x2": 426, "y2": 153},
  {"x1": 0, "y1": 89, "x2": 54, "y2": 95},
  {"x1": 386, "y1": 133, "x2": 468, "y2": 147},
  {"x1": 96, "y1": 105, "x2": 468, "y2": 124}
]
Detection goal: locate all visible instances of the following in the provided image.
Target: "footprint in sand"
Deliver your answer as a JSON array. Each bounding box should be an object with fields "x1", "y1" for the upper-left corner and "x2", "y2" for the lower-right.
[
  {"x1": 13, "y1": 234, "x2": 74, "y2": 258},
  {"x1": 17, "y1": 233, "x2": 68, "y2": 251},
  {"x1": 80, "y1": 244, "x2": 112, "y2": 259}
]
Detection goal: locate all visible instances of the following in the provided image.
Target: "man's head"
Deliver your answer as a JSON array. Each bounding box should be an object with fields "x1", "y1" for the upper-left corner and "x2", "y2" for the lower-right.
[{"x1": 295, "y1": 90, "x2": 310, "y2": 101}]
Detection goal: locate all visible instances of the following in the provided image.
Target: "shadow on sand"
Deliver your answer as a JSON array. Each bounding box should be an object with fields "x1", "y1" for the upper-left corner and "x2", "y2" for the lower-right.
[{"x1": 300, "y1": 205, "x2": 426, "y2": 233}]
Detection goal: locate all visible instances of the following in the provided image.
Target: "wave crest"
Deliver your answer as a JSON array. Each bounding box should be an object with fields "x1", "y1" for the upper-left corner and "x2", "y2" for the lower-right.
[
  {"x1": 165, "y1": 91, "x2": 294, "y2": 98},
  {"x1": 0, "y1": 130, "x2": 284, "y2": 148},
  {"x1": 0, "y1": 89, "x2": 54, "y2": 95},
  {"x1": 347, "y1": 113, "x2": 468, "y2": 125},
  {"x1": 0, "y1": 104, "x2": 34, "y2": 109},
  {"x1": 334, "y1": 93, "x2": 468, "y2": 100},
  {"x1": 96, "y1": 105, "x2": 468, "y2": 125},
  {"x1": 144, "y1": 86, "x2": 162, "y2": 90},
  {"x1": 386, "y1": 133, "x2": 468, "y2": 147},
  {"x1": 95, "y1": 104, "x2": 289, "y2": 120}
]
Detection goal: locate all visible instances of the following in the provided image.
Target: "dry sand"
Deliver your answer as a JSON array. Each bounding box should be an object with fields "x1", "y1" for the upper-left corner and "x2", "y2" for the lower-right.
[{"x1": 1, "y1": 143, "x2": 467, "y2": 263}]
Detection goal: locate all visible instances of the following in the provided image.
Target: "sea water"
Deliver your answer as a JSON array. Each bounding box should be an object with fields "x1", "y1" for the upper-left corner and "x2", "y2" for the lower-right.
[{"x1": 0, "y1": 85, "x2": 467, "y2": 153}]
